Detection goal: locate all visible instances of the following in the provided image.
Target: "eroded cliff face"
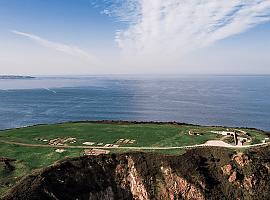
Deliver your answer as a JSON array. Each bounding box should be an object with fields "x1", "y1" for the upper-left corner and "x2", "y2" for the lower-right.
[{"x1": 2, "y1": 146, "x2": 270, "y2": 200}]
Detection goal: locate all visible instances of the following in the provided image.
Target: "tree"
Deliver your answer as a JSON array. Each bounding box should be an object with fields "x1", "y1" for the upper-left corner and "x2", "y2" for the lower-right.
[{"x1": 0, "y1": 157, "x2": 16, "y2": 171}]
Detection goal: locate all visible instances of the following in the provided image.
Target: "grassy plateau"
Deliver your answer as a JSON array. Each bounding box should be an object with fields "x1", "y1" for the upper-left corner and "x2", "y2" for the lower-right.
[{"x1": 0, "y1": 121, "x2": 268, "y2": 196}]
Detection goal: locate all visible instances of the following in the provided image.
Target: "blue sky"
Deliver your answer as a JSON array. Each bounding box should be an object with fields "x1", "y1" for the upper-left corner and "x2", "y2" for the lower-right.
[
  {"x1": 0, "y1": 0, "x2": 270, "y2": 75},
  {"x1": 0, "y1": 0, "x2": 120, "y2": 50}
]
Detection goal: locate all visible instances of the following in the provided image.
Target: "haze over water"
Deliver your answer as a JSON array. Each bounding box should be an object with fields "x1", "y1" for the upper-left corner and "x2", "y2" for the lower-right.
[{"x1": 0, "y1": 75, "x2": 269, "y2": 131}]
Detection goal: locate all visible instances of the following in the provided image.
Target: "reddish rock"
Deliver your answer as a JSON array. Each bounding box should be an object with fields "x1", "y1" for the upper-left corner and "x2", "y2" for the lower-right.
[
  {"x1": 159, "y1": 166, "x2": 205, "y2": 200},
  {"x1": 228, "y1": 171, "x2": 237, "y2": 183},
  {"x1": 221, "y1": 164, "x2": 233, "y2": 175},
  {"x1": 243, "y1": 175, "x2": 256, "y2": 191},
  {"x1": 233, "y1": 153, "x2": 250, "y2": 168}
]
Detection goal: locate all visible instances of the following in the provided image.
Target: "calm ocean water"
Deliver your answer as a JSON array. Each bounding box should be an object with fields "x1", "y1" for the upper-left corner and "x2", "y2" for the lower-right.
[{"x1": 0, "y1": 75, "x2": 269, "y2": 131}]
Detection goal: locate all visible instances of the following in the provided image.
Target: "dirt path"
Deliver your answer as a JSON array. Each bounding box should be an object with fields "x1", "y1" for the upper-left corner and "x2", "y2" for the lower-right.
[{"x1": 0, "y1": 139, "x2": 269, "y2": 150}]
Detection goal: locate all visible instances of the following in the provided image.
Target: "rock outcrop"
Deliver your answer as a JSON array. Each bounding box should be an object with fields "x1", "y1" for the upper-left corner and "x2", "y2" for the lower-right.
[{"x1": 1, "y1": 146, "x2": 270, "y2": 200}]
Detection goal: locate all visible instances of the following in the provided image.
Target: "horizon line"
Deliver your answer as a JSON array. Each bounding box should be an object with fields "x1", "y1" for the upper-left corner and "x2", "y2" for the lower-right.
[{"x1": 1, "y1": 73, "x2": 270, "y2": 77}]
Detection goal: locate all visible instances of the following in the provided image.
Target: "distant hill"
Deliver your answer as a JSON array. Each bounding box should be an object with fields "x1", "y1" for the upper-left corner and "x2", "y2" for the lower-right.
[{"x1": 0, "y1": 75, "x2": 35, "y2": 79}]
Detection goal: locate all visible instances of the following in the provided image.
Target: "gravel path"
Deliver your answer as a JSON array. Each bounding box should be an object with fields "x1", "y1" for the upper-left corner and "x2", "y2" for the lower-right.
[{"x1": 0, "y1": 139, "x2": 269, "y2": 150}]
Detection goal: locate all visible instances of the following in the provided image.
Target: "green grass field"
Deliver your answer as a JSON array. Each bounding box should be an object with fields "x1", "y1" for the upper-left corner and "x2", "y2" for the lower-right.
[
  {"x1": 0, "y1": 122, "x2": 268, "y2": 196},
  {"x1": 0, "y1": 123, "x2": 222, "y2": 146}
]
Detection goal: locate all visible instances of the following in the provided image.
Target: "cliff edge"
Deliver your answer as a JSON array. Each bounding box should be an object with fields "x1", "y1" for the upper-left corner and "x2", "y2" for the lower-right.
[{"x1": 2, "y1": 146, "x2": 270, "y2": 200}]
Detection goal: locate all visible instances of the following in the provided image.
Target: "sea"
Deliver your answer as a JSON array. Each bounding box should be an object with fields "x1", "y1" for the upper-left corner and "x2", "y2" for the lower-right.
[{"x1": 0, "y1": 75, "x2": 269, "y2": 131}]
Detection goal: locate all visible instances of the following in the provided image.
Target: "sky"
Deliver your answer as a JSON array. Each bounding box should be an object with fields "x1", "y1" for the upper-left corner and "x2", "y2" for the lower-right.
[{"x1": 0, "y1": 0, "x2": 270, "y2": 75}]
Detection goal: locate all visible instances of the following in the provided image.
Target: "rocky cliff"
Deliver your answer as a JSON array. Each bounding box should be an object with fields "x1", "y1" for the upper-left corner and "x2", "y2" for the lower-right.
[{"x1": 2, "y1": 146, "x2": 270, "y2": 200}]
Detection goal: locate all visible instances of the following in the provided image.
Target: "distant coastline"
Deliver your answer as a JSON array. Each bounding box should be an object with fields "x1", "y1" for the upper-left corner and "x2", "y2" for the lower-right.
[{"x1": 0, "y1": 75, "x2": 35, "y2": 79}]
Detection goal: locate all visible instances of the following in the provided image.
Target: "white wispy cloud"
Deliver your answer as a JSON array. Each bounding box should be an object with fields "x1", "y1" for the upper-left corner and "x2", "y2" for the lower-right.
[
  {"x1": 105, "y1": 0, "x2": 270, "y2": 59},
  {"x1": 12, "y1": 30, "x2": 99, "y2": 63}
]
